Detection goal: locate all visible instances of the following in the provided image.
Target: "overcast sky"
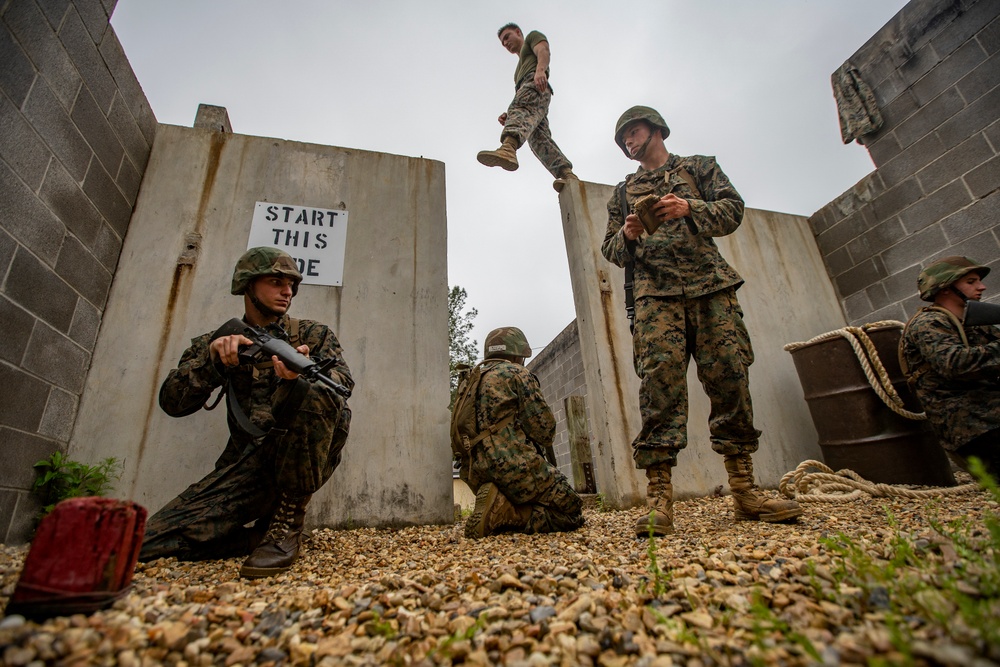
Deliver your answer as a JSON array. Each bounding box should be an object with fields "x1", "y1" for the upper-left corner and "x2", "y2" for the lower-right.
[{"x1": 110, "y1": 0, "x2": 908, "y2": 358}]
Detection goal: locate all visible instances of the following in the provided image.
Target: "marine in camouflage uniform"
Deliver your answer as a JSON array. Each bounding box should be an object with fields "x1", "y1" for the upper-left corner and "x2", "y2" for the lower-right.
[
  {"x1": 457, "y1": 327, "x2": 583, "y2": 538},
  {"x1": 601, "y1": 106, "x2": 801, "y2": 536},
  {"x1": 476, "y1": 23, "x2": 576, "y2": 192},
  {"x1": 899, "y1": 256, "x2": 1000, "y2": 478},
  {"x1": 139, "y1": 247, "x2": 353, "y2": 578}
]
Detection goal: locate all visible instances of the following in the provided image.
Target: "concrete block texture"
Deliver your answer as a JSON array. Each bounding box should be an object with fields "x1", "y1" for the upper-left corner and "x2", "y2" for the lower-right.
[
  {"x1": 0, "y1": 0, "x2": 155, "y2": 544},
  {"x1": 557, "y1": 181, "x2": 836, "y2": 508},
  {"x1": 68, "y1": 125, "x2": 453, "y2": 530},
  {"x1": 810, "y1": 0, "x2": 1000, "y2": 330}
]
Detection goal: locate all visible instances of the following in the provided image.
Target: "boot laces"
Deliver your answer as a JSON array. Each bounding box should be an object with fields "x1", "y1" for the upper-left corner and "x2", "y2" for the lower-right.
[{"x1": 265, "y1": 498, "x2": 296, "y2": 541}]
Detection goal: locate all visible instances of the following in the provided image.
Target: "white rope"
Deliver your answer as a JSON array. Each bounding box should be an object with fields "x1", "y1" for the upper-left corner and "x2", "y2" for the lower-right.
[
  {"x1": 778, "y1": 460, "x2": 979, "y2": 502},
  {"x1": 783, "y1": 321, "x2": 926, "y2": 420}
]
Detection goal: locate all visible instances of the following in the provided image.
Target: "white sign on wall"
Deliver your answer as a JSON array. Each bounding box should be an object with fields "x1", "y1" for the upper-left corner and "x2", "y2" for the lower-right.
[{"x1": 247, "y1": 202, "x2": 349, "y2": 286}]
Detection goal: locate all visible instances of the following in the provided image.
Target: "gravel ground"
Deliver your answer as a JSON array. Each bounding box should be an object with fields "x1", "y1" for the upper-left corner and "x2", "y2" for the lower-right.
[{"x1": 1, "y1": 483, "x2": 998, "y2": 666}]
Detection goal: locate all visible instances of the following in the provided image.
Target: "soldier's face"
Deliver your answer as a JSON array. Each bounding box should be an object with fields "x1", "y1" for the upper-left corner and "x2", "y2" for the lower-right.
[
  {"x1": 622, "y1": 121, "x2": 654, "y2": 158},
  {"x1": 955, "y1": 273, "x2": 986, "y2": 300},
  {"x1": 499, "y1": 28, "x2": 523, "y2": 54},
  {"x1": 251, "y1": 275, "x2": 295, "y2": 313}
]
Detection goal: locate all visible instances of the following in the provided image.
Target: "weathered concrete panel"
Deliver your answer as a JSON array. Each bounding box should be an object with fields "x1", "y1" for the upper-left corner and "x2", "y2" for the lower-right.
[
  {"x1": 69, "y1": 124, "x2": 452, "y2": 529},
  {"x1": 559, "y1": 182, "x2": 844, "y2": 507}
]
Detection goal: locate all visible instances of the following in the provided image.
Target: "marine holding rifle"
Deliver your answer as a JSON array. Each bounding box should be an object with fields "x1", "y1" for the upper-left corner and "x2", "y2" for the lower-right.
[
  {"x1": 139, "y1": 247, "x2": 353, "y2": 578},
  {"x1": 601, "y1": 105, "x2": 800, "y2": 537},
  {"x1": 899, "y1": 256, "x2": 1000, "y2": 478}
]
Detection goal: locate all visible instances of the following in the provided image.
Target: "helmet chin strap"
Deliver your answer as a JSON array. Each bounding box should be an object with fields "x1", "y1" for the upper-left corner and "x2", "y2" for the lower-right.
[
  {"x1": 248, "y1": 286, "x2": 288, "y2": 321},
  {"x1": 949, "y1": 285, "x2": 969, "y2": 303},
  {"x1": 630, "y1": 133, "x2": 654, "y2": 161}
]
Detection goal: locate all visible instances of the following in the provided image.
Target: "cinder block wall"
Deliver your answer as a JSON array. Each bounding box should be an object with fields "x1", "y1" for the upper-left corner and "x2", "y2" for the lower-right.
[
  {"x1": 810, "y1": 0, "x2": 1000, "y2": 323},
  {"x1": 526, "y1": 320, "x2": 588, "y2": 477},
  {"x1": 0, "y1": 0, "x2": 155, "y2": 542}
]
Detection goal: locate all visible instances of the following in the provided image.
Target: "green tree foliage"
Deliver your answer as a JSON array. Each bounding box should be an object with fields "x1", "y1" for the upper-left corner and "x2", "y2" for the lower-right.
[{"x1": 449, "y1": 285, "x2": 479, "y2": 404}]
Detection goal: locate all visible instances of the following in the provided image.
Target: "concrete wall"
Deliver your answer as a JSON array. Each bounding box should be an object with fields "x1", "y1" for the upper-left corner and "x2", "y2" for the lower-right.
[
  {"x1": 526, "y1": 320, "x2": 587, "y2": 476},
  {"x1": 68, "y1": 122, "x2": 454, "y2": 531},
  {"x1": 810, "y1": 0, "x2": 1000, "y2": 323},
  {"x1": 558, "y1": 181, "x2": 846, "y2": 507},
  {"x1": 0, "y1": 0, "x2": 155, "y2": 543}
]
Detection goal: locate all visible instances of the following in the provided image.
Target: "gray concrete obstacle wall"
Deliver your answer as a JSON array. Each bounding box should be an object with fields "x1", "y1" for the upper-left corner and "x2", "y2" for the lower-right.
[
  {"x1": 558, "y1": 182, "x2": 846, "y2": 507},
  {"x1": 810, "y1": 0, "x2": 1000, "y2": 323},
  {"x1": 0, "y1": 0, "x2": 155, "y2": 543},
  {"x1": 68, "y1": 119, "x2": 454, "y2": 530}
]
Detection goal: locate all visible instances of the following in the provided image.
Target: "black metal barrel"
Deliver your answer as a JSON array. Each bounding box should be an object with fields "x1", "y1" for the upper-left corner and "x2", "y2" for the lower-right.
[{"x1": 788, "y1": 325, "x2": 955, "y2": 486}]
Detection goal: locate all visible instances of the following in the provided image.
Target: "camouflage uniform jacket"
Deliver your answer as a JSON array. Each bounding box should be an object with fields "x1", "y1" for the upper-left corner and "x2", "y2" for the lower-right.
[
  {"x1": 160, "y1": 314, "x2": 354, "y2": 461},
  {"x1": 900, "y1": 308, "x2": 1000, "y2": 451},
  {"x1": 476, "y1": 359, "x2": 555, "y2": 456},
  {"x1": 602, "y1": 154, "x2": 745, "y2": 299}
]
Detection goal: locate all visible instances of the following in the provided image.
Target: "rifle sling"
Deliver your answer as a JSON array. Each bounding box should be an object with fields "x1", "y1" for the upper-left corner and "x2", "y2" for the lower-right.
[{"x1": 619, "y1": 182, "x2": 636, "y2": 335}]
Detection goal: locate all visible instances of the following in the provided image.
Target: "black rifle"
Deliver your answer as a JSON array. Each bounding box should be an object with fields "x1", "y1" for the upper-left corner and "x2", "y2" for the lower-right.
[{"x1": 212, "y1": 318, "x2": 351, "y2": 397}]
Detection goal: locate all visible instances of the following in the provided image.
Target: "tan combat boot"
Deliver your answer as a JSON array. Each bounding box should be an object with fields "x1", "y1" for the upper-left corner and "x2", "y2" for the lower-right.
[
  {"x1": 465, "y1": 483, "x2": 531, "y2": 538},
  {"x1": 240, "y1": 493, "x2": 311, "y2": 578},
  {"x1": 553, "y1": 169, "x2": 579, "y2": 193},
  {"x1": 724, "y1": 454, "x2": 802, "y2": 522},
  {"x1": 634, "y1": 464, "x2": 674, "y2": 537},
  {"x1": 477, "y1": 137, "x2": 519, "y2": 171}
]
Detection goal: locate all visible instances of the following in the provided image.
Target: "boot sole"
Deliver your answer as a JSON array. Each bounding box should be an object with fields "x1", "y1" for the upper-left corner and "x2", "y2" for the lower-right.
[
  {"x1": 239, "y1": 564, "x2": 292, "y2": 579},
  {"x1": 734, "y1": 507, "x2": 803, "y2": 522},
  {"x1": 465, "y1": 483, "x2": 500, "y2": 539},
  {"x1": 477, "y1": 152, "x2": 518, "y2": 171},
  {"x1": 633, "y1": 512, "x2": 673, "y2": 537}
]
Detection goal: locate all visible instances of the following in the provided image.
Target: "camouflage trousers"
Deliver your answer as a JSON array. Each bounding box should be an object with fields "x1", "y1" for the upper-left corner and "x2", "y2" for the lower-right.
[
  {"x1": 139, "y1": 385, "x2": 350, "y2": 562},
  {"x1": 631, "y1": 288, "x2": 761, "y2": 469},
  {"x1": 461, "y1": 430, "x2": 584, "y2": 534},
  {"x1": 500, "y1": 79, "x2": 572, "y2": 178}
]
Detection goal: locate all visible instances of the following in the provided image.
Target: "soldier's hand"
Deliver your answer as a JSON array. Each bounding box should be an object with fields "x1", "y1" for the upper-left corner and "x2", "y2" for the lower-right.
[
  {"x1": 623, "y1": 214, "x2": 644, "y2": 241},
  {"x1": 533, "y1": 71, "x2": 548, "y2": 92},
  {"x1": 210, "y1": 334, "x2": 253, "y2": 367},
  {"x1": 653, "y1": 194, "x2": 691, "y2": 221},
  {"x1": 498, "y1": 112, "x2": 508, "y2": 125},
  {"x1": 273, "y1": 344, "x2": 310, "y2": 380}
]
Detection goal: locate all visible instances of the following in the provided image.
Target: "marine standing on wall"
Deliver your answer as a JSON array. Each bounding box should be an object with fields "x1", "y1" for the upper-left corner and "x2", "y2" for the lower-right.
[
  {"x1": 476, "y1": 23, "x2": 578, "y2": 193},
  {"x1": 899, "y1": 256, "x2": 1000, "y2": 478},
  {"x1": 452, "y1": 327, "x2": 584, "y2": 538},
  {"x1": 139, "y1": 247, "x2": 353, "y2": 578},
  {"x1": 600, "y1": 105, "x2": 802, "y2": 537}
]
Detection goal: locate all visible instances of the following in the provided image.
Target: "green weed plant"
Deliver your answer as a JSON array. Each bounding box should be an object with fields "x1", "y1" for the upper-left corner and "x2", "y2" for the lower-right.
[{"x1": 32, "y1": 451, "x2": 122, "y2": 516}]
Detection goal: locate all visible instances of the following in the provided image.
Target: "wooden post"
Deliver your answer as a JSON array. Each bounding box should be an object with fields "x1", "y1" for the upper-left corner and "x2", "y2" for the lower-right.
[{"x1": 565, "y1": 395, "x2": 597, "y2": 493}]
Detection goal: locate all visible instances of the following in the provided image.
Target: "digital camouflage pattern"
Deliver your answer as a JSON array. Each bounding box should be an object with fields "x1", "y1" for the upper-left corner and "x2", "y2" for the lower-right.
[
  {"x1": 500, "y1": 82, "x2": 572, "y2": 179},
  {"x1": 917, "y1": 255, "x2": 991, "y2": 302},
  {"x1": 602, "y1": 152, "x2": 759, "y2": 469},
  {"x1": 140, "y1": 315, "x2": 353, "y2": 561},
  {"x1": 458, "y1": 359, "x2": 583, "y2": 534},
  {"x1": 231, "y1": 247, "x2": 303, "y2": 296},
  {"x1": 900, "y1": 308, "x2": 1000, "y2": 452},
  {"x1": 484, "y1": 326, "x2": 532, "y2": 359},
  {"x1": 602, "y1": 154, "x2": 745, "y2": 300},
  {"x1": 631, "y1": 288, "x2": 761, "y2": 468},
  {"x1": 614, "y1": 106, "x2": 670, "y2": 157}
]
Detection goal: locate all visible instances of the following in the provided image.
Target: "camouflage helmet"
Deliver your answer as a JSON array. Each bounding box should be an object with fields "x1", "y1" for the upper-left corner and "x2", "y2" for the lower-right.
[
  {"x1": 917, "y1": 255, "x2": 990, "y2": 301},
  {"x1": 231, "y1": 246, "x2": 302, "y2": 296},
  {"x1": 614, "y1": 106, "x2": 670, "y2": 158},
  {"x1": 484, "y1": 326, "x2": 532, "y2": 360}
]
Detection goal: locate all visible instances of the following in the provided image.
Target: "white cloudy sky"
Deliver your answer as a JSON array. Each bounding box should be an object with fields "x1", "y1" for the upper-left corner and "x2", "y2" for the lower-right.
[{"x1": 111, "y1": 0, "x2": 907, "y2": 358}]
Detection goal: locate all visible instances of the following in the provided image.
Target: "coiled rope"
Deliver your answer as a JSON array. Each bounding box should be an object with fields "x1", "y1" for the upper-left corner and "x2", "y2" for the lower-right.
[
  {"x1": 778, "y1": 460, "x2": 980, "y2": 502},
  {"x1": 782, "y1": 321, "x2": 926, "y2": 420}
]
